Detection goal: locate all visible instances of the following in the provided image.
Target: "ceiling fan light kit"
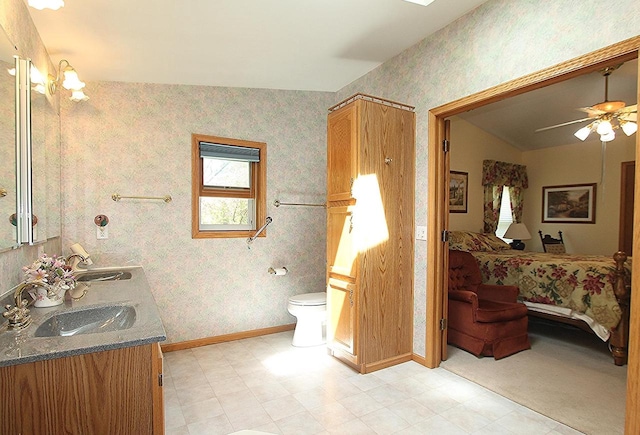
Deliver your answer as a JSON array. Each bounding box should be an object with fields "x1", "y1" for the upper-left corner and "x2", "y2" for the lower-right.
[{"x1": 538, "y1": 63, "x2": 637, "y2": 144}]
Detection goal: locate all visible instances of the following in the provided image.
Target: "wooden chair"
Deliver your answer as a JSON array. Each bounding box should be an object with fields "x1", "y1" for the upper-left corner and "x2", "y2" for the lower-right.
[
  {"x1": 447, "y1": 250, "x2": 531, "y2": 359},
  {"x1": 538, "y1": 230, "x2": 566, "y2": 254}
]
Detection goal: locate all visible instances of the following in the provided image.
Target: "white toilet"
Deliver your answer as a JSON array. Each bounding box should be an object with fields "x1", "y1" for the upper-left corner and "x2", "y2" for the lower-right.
[{"x1": 287, "y1": 292, "x2": 327, "y2": 347}]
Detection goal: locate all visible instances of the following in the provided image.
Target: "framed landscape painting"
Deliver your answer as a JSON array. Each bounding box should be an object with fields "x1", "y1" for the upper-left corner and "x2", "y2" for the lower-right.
[
  {"x1": 542, "y1": 183, "x2": 596, "y2": 223},
  {"x1": 449, "y1": 171, "x2": 468, "y2": 213}
]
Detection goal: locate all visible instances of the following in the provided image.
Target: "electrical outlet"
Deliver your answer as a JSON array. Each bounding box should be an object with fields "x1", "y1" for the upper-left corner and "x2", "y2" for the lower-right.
[
  {"x1": 97, "y1": 226, "x2": 109, "y2": 239},
  {"x1": 416, "y1": 225, "x2": 427, "y2": 241}
]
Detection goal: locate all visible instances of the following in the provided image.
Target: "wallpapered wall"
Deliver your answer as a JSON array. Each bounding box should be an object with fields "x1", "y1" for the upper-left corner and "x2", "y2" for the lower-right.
[
  {"x1": 336, "y1": 0, "x2": 640, "y2": 356},
  {"x1": 61, "y1": 84, "x2": 333, "y2": 342}
]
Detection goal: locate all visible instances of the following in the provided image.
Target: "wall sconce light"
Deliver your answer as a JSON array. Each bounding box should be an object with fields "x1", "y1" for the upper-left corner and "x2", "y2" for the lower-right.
[
  {"x1": 48, "y1": 59, "x2": 89, "y2": 101},
  {"x1": 28, "y1": 0, "x2": 64, "y2": 10}
]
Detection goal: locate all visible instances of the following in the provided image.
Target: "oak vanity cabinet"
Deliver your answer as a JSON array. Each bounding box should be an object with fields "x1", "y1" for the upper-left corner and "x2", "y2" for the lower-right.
[
  {"x1": 326, "y1": 94, "x2": 415, "y2": 374},
  {"x1": 0, "y1": 343, "x2": 164, "y2": 434}
]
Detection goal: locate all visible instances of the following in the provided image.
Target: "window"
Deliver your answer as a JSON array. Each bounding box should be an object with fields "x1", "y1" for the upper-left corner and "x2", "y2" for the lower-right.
[
  {"x1": 496, "y1": 186, "x2": 513, "y2": 241},
  {"x1": 192, "y1": 134, "x2": 266, "y2": 238}
]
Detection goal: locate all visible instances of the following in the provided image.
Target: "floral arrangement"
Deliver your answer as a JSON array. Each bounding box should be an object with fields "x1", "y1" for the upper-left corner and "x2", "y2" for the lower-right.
[{"x1": 23, "y1": 253, "x2": 76, "y2": 290}]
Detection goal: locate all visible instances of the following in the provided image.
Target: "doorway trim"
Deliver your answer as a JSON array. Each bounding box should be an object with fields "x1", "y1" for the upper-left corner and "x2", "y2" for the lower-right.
[{"x1": 425, "y1": 35, "x2": 640, "y2": 432}]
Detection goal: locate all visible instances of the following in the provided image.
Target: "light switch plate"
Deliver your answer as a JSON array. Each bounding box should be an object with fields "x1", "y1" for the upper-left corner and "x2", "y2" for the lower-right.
[
  {"x1": 97, "y1": 226, "x2": 109, "y2": 239},
  {"x1": 416, "y1": 225, "x2": 427, "y2": 240}
]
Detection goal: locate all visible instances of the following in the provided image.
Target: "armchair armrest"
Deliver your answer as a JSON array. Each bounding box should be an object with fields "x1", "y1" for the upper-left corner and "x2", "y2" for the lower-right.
[
  {"x1": 477, "y1": 284, "x2": 519, "y2": 303},
  {"x1": 448, "y1": 289, "x2": 479, "y2": 306}
]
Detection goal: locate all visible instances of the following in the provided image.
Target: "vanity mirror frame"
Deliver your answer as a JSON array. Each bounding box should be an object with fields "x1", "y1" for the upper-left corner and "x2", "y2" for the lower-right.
[
  {"x1": 15, "y1": 56, "x2": 55, "y2": 246},
  {"x1": 15, "y1": 57, "x2": 33, "y2": 244}
]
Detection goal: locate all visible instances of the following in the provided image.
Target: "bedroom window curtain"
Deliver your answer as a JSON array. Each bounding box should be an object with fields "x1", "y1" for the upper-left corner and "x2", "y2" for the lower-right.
[{"x1": 482, "y1": 160, "x2": 528, "y2": 233}]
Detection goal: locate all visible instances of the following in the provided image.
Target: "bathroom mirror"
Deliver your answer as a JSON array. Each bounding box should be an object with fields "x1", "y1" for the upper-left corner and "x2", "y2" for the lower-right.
[
  {"x1": 16, "y1": 57, "x2": 61, "y2": 245},
  {"x1": 0, "y1": 25, "x2": 17, "y2": 251}
]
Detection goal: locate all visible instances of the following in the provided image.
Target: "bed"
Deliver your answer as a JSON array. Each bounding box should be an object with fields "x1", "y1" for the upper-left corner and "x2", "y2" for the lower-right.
[{"x1": 449, "y1": 230, "x2": 632, "y2": 365}]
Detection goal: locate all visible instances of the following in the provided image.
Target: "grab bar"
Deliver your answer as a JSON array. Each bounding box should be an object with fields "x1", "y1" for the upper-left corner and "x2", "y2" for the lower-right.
[
  {"x1": 247, "y1": 216, "x2": 273, "y2": 247},
  {"x1": 112, "y1": 193, "x2": 172, "y2": 203},
  {"x1": 274, "y1": 200, "x2": 326, "y2": 208}
]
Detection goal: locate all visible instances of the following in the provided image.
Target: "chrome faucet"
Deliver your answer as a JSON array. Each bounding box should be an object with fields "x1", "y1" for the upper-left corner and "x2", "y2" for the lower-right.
[{"x1": 2, "y1": 281, "x2": 47, "y2": 330}]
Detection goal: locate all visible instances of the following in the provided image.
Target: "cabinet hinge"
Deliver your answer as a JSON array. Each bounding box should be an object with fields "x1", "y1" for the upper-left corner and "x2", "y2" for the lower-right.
[
  {"x1": 158, "y1": 373, "x2": 163, "y2": 387},
  {"x1": 441, "y1": 230, "x2": 449, "y2": 243},
  {"x1": 443, "y1": 139, "x2": 450, "y2": 153},
  {"x1": 440, "y1": 318, "x2": 447, "y2": 330}
]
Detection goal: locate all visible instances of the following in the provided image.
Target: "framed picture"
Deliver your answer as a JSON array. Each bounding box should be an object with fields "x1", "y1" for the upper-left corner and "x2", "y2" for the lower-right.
[
  {"x1": 542, "y1": 183, "x2": 596, "y2": 224},
  {"x1": 449, "y1": 171, "x2": 468, "y2": 213}
]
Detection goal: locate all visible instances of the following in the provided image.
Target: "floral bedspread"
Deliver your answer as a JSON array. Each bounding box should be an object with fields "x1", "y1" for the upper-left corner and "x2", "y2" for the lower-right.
[{"x1": 471, "y1": 250, "x2": 632, "y2": 330}]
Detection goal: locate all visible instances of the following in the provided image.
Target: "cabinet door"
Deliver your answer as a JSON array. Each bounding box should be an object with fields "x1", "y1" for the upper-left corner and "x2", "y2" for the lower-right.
[
  {"x1": 327, "y1": 206, "x2": 357, "y2": 279},
  {"x1": 327, "y1": 102, "x2": 359, "y2": 203},
  {"x1": 327, "y1": 278, "x2": 357, "y2": 356}
]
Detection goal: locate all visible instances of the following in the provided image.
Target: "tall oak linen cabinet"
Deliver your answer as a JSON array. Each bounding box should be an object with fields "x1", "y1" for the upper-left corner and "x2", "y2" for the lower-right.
[{"x1": 326, "y1": 94, "x2": 415, "y2": 373}]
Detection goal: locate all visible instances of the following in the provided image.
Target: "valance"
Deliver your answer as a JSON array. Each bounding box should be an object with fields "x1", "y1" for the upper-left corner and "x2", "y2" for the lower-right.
[{"x1": 482, "y1": 160, "x2": 528, "y2": 188}]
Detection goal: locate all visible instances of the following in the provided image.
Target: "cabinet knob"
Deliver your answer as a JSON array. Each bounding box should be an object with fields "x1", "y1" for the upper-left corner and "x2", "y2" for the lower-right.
[{"x1": 385, "y1": 157, "x2": 393, "y2": 165}]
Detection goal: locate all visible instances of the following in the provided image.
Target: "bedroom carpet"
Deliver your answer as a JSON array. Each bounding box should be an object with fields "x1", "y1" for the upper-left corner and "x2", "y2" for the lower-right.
[{"x1": 440, "y1": 317, "x2": 627, "y2": 435}]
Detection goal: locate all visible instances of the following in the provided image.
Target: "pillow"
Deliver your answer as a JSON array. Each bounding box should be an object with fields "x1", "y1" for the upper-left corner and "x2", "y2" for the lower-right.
[
  {"x1": 448, "y1": 231, "x2": 493, "y2": 252},
  {"x1": 477, "y1": 233, "x2": 511, "y2": 251}
]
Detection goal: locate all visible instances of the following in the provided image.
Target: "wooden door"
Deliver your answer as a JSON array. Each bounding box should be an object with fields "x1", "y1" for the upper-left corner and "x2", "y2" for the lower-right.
[
  {"x1": 327, "y1": 102, "x2": 359, "y2": 203},
  {"x1": 327, "y1": 278, "x2": 357, "y2": 355},
  {"x1": 619, "y1": 161, "x2": 635, "y2": 256},
  {"x1": 357, "y1": 100, "x2": 415, "y2": 364},
  {"x1": 326, "y1": 206, "x2": 358, "y2": 357}
]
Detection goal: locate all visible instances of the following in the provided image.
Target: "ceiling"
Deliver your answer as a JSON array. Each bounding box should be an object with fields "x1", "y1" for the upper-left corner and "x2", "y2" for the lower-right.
[
  {"x1": 25, "y1": 0, "x2": 488, "y2": 92},
  {"x1": 456, "y1": 59, "x2": 638, "y2": 150}
]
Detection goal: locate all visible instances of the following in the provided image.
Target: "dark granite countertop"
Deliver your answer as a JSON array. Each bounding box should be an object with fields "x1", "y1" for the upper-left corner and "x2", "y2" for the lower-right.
[{"x1": 0, "y1": 265, "x2": 166, "y2": 368}]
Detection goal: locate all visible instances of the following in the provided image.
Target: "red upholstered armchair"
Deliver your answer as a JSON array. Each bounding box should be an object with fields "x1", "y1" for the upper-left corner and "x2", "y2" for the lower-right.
[{"x1": 448, "y1": 250, "x2": 531, "y2": 359}]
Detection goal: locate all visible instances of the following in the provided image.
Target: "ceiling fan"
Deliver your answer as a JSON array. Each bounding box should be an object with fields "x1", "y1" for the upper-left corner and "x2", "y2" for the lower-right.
[{"x1": 535, "y1": 64, "x2": 637, "y2": 142}]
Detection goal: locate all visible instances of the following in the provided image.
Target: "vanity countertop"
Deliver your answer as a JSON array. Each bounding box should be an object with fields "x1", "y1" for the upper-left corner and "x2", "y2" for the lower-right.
[{"x1": 0, "y1": 265, "x2": 166, "y2": 368}]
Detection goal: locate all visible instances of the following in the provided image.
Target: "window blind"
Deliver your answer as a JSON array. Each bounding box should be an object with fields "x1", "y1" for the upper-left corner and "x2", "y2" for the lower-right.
[{"x1": 199, "y1": 142, "x2": 260, "y2": 162}]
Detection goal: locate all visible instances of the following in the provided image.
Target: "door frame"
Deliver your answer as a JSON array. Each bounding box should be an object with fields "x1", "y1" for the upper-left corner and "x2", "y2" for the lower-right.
[{"x1": 425, "y1": 35, "x2": 640, "y2": 433}]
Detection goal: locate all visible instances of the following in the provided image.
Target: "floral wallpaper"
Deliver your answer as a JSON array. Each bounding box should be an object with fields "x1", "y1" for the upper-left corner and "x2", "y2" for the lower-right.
[{"x1": 61, "y1": 84, "x2": 333, "y2": 343}]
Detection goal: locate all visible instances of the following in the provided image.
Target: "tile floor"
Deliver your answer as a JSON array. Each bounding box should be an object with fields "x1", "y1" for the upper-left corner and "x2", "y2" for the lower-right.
[{"x1": 163, "y1": 331, "x2": 583, "y2": 435}]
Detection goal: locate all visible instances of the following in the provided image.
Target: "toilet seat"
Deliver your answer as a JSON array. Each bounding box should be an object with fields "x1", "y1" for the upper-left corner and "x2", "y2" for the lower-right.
[{"x1": 288, "y1": 292, "x2": 326, "y2": 306}]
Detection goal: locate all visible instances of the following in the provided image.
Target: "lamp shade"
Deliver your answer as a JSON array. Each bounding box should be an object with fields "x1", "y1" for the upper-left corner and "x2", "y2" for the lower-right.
[{"x1": 504, "y1": 222, "x2": 531, "y2": 240}]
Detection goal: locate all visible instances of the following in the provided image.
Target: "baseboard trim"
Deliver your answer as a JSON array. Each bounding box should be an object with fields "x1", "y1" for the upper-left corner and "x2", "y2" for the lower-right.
[
  {"x1": 412, "y1": 353, "x2": 430, "y2": 367},
  {"x1": 362, "y1": 353, "x2": 413, "y2": 374},
  {"x1": 161, "y1": 323, "x2": 296, "y2": 353}
]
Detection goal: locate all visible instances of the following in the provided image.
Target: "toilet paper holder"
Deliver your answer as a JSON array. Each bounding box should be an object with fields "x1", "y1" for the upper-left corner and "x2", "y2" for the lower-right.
[{"x1": 268, "y1": 267, "x2": 288, "y2": 276}]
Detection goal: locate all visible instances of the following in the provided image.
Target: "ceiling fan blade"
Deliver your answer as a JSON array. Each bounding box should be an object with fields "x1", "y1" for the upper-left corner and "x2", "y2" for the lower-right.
[
  {"x1": 535, "y1": 118, "x2": 592, "y2": 132},
  {"x1": 576, "y1": 107, "x2": 605, "y2": 117},
  {"x1": 620, "y1": 112, "x2": 637, "y2": 122},
  {"x1": 619, "y1": 104, "x2": 637, "y2": 113}
]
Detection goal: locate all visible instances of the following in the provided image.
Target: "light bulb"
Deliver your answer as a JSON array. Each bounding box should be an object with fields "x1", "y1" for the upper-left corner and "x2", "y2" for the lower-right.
[
  {"x1": 596, "y1": 120, "x2": 613, "y2": 135},
  {"x1": 600, "y1": 131, "x2": 615, "y2": 142},
  {"x1": 574, "y1": 126, "x2": 591, "y2": 141},
  {"x1": 621, "y1": 121, "x2": 637, "y2": 136}
]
